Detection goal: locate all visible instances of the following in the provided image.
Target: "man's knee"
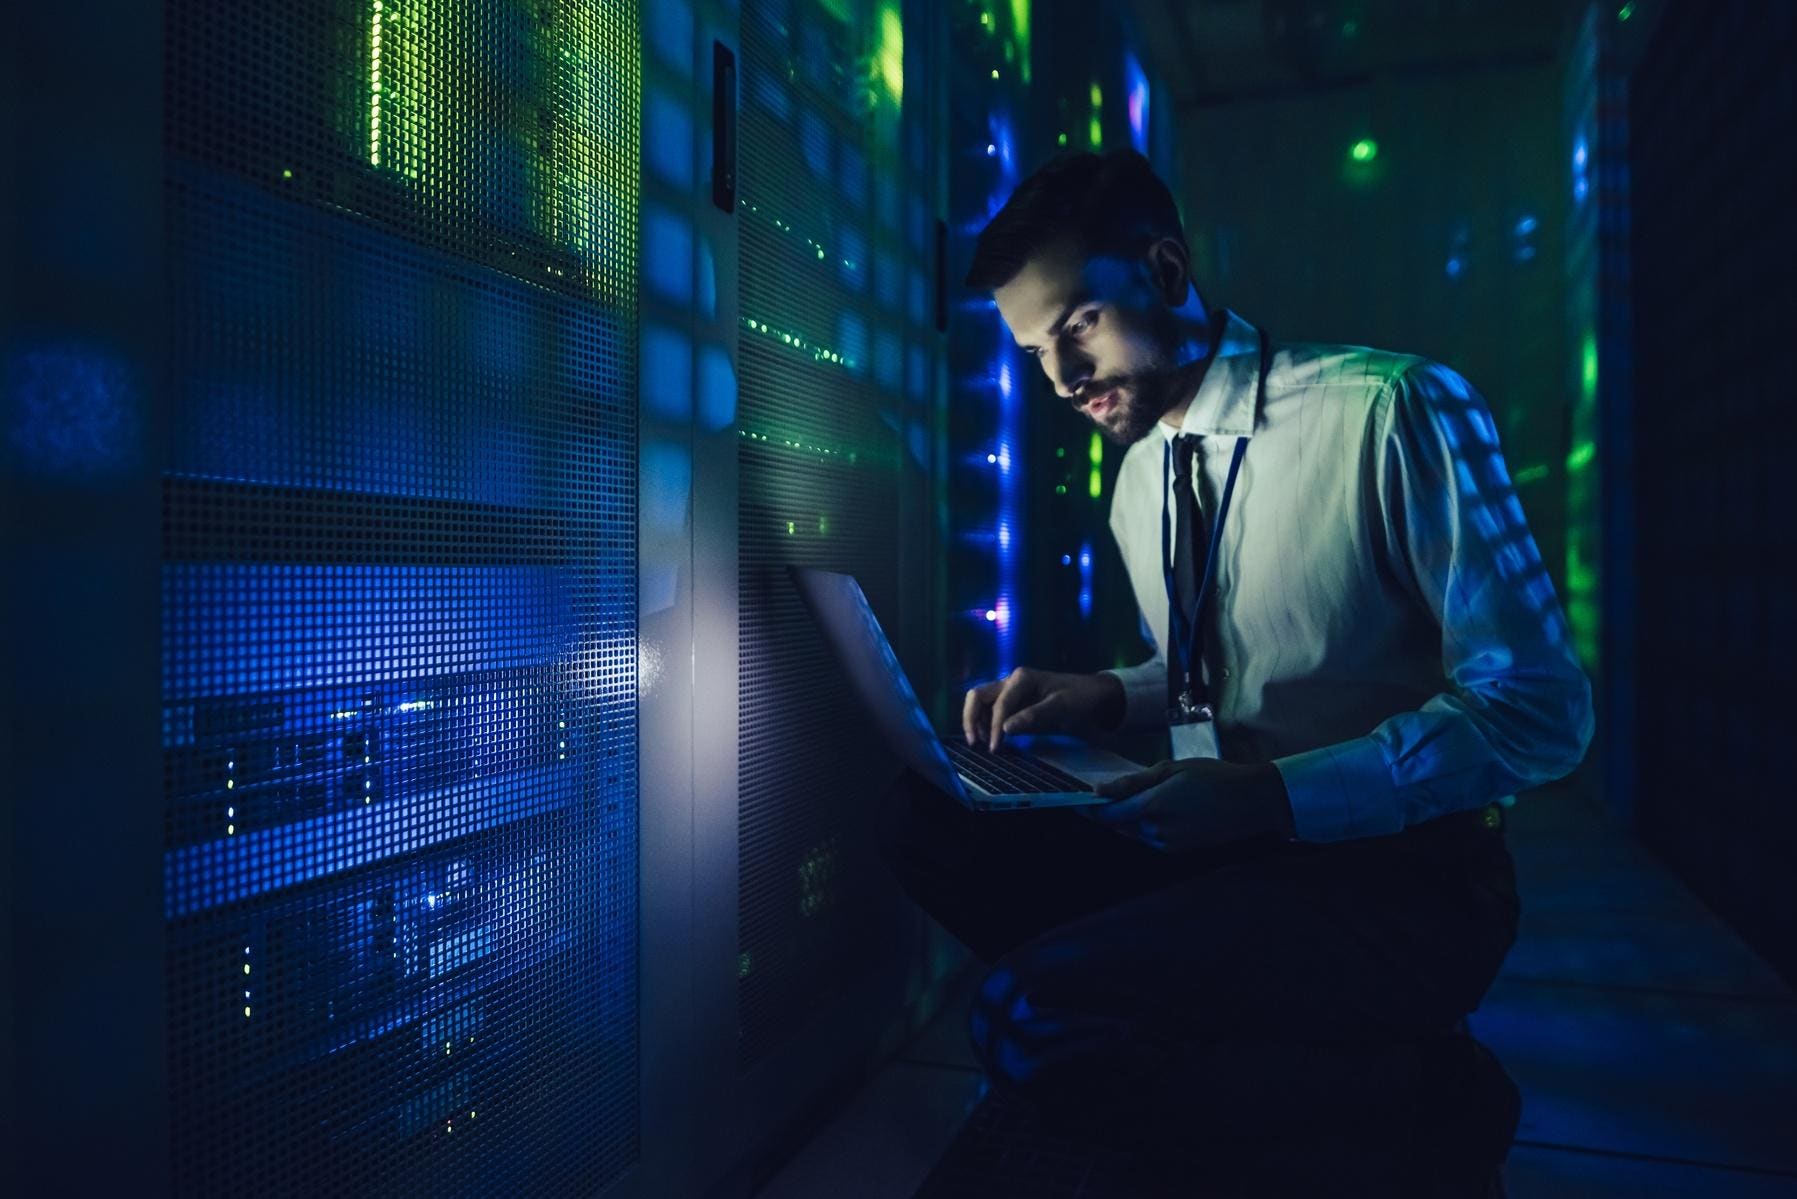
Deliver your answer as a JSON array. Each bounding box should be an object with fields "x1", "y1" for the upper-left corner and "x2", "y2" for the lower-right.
[{"x1": 968, "y1": 946, "x2": 1086, "y2": 1090}]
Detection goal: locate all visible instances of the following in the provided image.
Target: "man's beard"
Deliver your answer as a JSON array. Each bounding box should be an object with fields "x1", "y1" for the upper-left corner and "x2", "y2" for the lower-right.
[{"x1": 1087, "y1": 366, "x2": 1179, "y2": 445}]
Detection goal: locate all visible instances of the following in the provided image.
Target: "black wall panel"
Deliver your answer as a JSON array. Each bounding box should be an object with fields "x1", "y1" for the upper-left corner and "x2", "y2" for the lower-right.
[{"x1": 1630, "y1": 0, "x2": 1796, "y2": 985}]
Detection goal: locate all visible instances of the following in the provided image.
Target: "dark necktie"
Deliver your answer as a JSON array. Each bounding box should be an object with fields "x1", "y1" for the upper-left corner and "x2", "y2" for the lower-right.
[{"x1": 1169, "y1": 433, "x2": 1205, "y2": 707}]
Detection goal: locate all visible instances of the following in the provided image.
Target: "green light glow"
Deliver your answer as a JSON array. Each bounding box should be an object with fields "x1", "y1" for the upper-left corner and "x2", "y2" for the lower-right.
[
  {"x1": 741, "y1": 201, "x2": 858, "y2": 276},
  {"x1": 1089, "y1": 81, "x2": 1103, "y2": 148},
  {"x1": 1581, "y1": 331, "x2": 1598, "y2": 400},
  {"x1": 1011, "y1": 0, "x2": 1031, "y2": 84},
  {"x1": 1055, "y1": 483, "x2": 1067, "y2": 495},
  {"x1": 365, "y1": 0, "x2": 636, "y2": 300},
  {"x1": 1351, "y1": 139, "x2": 1378, "y2": 162},
  {"x1": 741, "y1": 315, "x2": 857, "y2": 370},
  {"x1": 1566, "y1": 441, "x2": 1596, "y2": 472},
  {"x1": 1565, "y1": 531, "x2": 1600, "y2": 667},
  {"x1": 1617, "y1": 2, "x2": 1634, "y2": 20},
  {"x1": 876, "y1": 5, "x2": 904, "y2": 107},
  {"x1": 1088, "y1": 431, "x2": 1102, "y2": 466},
  {"x1": 739, "y1": 427, "x2": 873, "y2": 467},
  {"x1": 368, "y1": 1, "x2": 383, "y2": 166},
  {"x1": 798, "y1": 836, "x2": 842, "y2": 918},
  {"x1": 1057, "y1": 132, "x2": 1067, "y2": 146},
  {"x1": 1512, "y1": 463, "x2": 1550, "y2": 485},
  {"x1": 1088, "y1": 467, "x2": 1102, "y2": 499}
]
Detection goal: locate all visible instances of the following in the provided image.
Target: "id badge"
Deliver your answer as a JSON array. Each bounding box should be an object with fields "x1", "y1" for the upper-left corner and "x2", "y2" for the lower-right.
[{"x1": 1169, "y1": 716, "x2": 1221, "y2": 760}]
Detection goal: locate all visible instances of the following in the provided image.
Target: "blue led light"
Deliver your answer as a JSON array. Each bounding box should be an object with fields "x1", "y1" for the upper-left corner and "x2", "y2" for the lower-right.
[
  {"x1": 1061, "y1": 554, "x2": 1072, "y2": 566},
  {"x1": 1125, "y1": 53, "x2": 1150, "y2": 155}
]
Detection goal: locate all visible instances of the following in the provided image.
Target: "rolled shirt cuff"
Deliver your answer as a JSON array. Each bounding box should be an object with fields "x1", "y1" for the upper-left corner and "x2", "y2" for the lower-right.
[
  {"x1": 1099, "y1": 663, "x2": 1169, "y2": 732},
  {"x1": 1271, "y1": 735, "x2": 1404, "y2": 843}
]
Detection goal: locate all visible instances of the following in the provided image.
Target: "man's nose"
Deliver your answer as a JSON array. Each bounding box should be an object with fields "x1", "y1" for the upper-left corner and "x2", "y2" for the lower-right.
[{"x1": 1044, "y1": 347, "x2": 1092, "y2": 400}]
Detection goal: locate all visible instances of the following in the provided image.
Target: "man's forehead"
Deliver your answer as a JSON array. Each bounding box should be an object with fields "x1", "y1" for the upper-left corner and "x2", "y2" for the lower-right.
[{"x1": 994, "y1": 242, "x2": 1135, "y2": 338}]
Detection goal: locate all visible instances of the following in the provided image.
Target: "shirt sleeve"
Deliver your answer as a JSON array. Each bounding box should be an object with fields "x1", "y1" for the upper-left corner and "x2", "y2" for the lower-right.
[
  {"x1": 1271, "y1": 361, "x2": 1596, "y2": 842},
  {"x1": 1101, "y1": 457, "x2": 1171, "y2": 732},
  {"x1": 1100, "y1": 611, "x2": 1167, "y2": 731}
]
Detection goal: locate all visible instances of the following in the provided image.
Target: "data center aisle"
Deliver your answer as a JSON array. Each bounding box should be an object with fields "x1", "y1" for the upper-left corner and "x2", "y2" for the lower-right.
[{"x1": 752, "y1": 780, "x2": 1797, "y2": 1198}]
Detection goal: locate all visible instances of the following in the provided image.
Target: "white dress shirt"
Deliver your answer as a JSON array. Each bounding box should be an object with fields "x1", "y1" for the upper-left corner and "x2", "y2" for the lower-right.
[{"x1": 1100, "y1": 309, "x2": 1595, "y2": 842}]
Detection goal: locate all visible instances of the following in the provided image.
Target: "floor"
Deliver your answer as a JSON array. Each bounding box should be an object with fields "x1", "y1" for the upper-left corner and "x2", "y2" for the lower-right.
[{"x1": 752, "y1": 783, "x2": 1797, "y2": 1198}]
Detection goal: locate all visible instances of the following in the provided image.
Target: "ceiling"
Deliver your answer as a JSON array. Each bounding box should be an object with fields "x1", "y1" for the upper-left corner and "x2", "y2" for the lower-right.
[{"x1": 1118, "y1": 0, "x2": 1583, "y2": 107}]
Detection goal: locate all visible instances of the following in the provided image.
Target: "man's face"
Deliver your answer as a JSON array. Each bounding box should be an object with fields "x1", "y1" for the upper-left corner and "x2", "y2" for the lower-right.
[{"x1": 992, "y1": 234, "x2": 1186, "y2": 445}]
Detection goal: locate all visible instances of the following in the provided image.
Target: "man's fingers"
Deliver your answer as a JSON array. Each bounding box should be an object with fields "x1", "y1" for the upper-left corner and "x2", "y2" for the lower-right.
[
  {"x1": 1000, "y1": 694, "x2": 1059, "y2": 737},
  {"x1": 986, "y1": 675, "x2": 1033, "y2": 751},
  {"x1": 961, "y1": 679, "x2": 1002, "y2": 745},
  {"x1": 1085, "y1": 789, "x2": 1154, "y2": 825}
]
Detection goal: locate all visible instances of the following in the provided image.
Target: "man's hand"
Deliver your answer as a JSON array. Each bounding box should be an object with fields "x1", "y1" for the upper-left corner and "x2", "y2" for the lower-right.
[
  {"x1": 961, "y1": 668, "x2": 1126, "y2": 751},
  {"x1": 1082, "y1": 758, "x2": 1296, "y2": 852}
]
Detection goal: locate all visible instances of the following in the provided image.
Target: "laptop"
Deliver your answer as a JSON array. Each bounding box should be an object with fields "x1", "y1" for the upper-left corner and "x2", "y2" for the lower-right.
[{"x1": 790, "y1": 566, "x2": 1144, "y2": 811}]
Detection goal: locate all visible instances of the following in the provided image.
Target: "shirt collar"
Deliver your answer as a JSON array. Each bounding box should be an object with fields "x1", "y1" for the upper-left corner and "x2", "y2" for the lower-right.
[{"x1": 1157, "y1": 309, "x2": 1264, "y2": 443}]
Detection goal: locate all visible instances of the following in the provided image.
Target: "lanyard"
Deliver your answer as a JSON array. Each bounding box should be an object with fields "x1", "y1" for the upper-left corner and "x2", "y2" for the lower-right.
[{"x1": 1159, "y1": 326, "x2": 1269, "y2": 724}]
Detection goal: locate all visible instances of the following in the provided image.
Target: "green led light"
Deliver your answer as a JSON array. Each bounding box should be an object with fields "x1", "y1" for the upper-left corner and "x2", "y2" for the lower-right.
[
  {"x1": 1566, "y1": 441, "x2": 1596, "y2": 472},
  {"x1": 1351, "y1": 139, "x2": 1378, "y2": 163},
  {"x1": 1581, "y1": 331, "x2": 1598, "y2": 400},
  {"x1": 875, "y1": 5, "x2": 903, "y2": 107},
  {"x1": 798, "y1": 836, "x2": 843, "y2": 918},
  {"x1": 1089, "y1": 118, "x2": 1102, "y2": 149},
  {"x1": 787, "y1": 520, "x2": 796, "y2": 535},
  {"x1": 741, "y1": 315, "x2": 857, "y2": 371},
  {"x1": 1055, "y1": 483, "x2": 1067, "y2": 495},
  {"x1": 1057, "y1": 132, "x2": 1067, "y2": 146},
  {"x1": 1088, "y1": 468, "x2": 1102, "y2": 499},
  {"x1": 1055, "y1": 446, "x2": 1066, "y2": 458},
  {"x1": 1512, "y1": 463, "x2": 1549, "y2": 485},
  {"x1": 1011, "y1": 0, "x2": 1031, "y2": 84},
  {"x1": 281, "y1": 168, "x2": 293, "y2": 179},
  {"x1": 991, "y1": 68, "x2": 1000, "y2": 80},
  {"x1": 1617, "y1": 2, "x2": 1634, "y2": 20},
  {"x1": 1087, "y1": 431, "x2": 1102, "y2": 467}
]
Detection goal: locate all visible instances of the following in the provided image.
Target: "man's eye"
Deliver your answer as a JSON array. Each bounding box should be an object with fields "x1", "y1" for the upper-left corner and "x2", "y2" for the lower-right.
[{"x1": 1067, "y1": 313, "x2": 1094, "y2": 335}]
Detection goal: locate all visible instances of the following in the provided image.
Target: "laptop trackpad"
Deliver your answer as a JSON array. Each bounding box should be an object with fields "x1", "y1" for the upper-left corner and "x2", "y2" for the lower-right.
[{"x1": 1007, "y1": 733, "x2": 1145, "y2": 789}]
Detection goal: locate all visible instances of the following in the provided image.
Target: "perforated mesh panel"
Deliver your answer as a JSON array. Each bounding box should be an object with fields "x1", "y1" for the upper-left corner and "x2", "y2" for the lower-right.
[
  {"x1": 736, "y1": 0, "x2": 938, "y2": 1069},
  {"x1": 161, "y1": 1, "x2": 639, "y2": 1193}
]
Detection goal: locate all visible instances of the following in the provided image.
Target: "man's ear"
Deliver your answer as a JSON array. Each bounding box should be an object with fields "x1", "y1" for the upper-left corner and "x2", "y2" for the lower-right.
[{"x1": 1143, "y1": 237, "x2": 1189, "y2": 306}]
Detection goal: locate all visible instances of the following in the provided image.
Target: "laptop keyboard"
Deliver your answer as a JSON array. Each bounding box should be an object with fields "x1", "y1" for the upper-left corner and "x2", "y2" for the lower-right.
[{"x1": 940, "y1": 737, "x2": 1093, "y2": 795}]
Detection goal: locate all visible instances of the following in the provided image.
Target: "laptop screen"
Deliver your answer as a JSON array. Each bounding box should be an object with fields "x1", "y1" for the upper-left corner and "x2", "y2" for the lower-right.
[{"x1": 788, "y1": 567, "x2": 965, "y2": 800}]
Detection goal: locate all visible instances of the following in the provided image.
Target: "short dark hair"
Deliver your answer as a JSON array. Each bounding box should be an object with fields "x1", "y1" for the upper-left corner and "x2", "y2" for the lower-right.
[{"x1": 963, "y1": 149, "x2": 1188, "y2": 292}]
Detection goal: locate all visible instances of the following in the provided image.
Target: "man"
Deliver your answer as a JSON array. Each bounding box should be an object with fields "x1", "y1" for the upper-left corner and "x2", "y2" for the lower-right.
[{"x1": 875, "y1": 150, "x2": 1593, "y2": 1195}]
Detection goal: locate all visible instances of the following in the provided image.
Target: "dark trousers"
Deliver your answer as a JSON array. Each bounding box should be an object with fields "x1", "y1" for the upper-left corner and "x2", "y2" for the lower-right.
[{"x1": 876, "y1": 769, "x2": 1522, "y2": 1185}]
